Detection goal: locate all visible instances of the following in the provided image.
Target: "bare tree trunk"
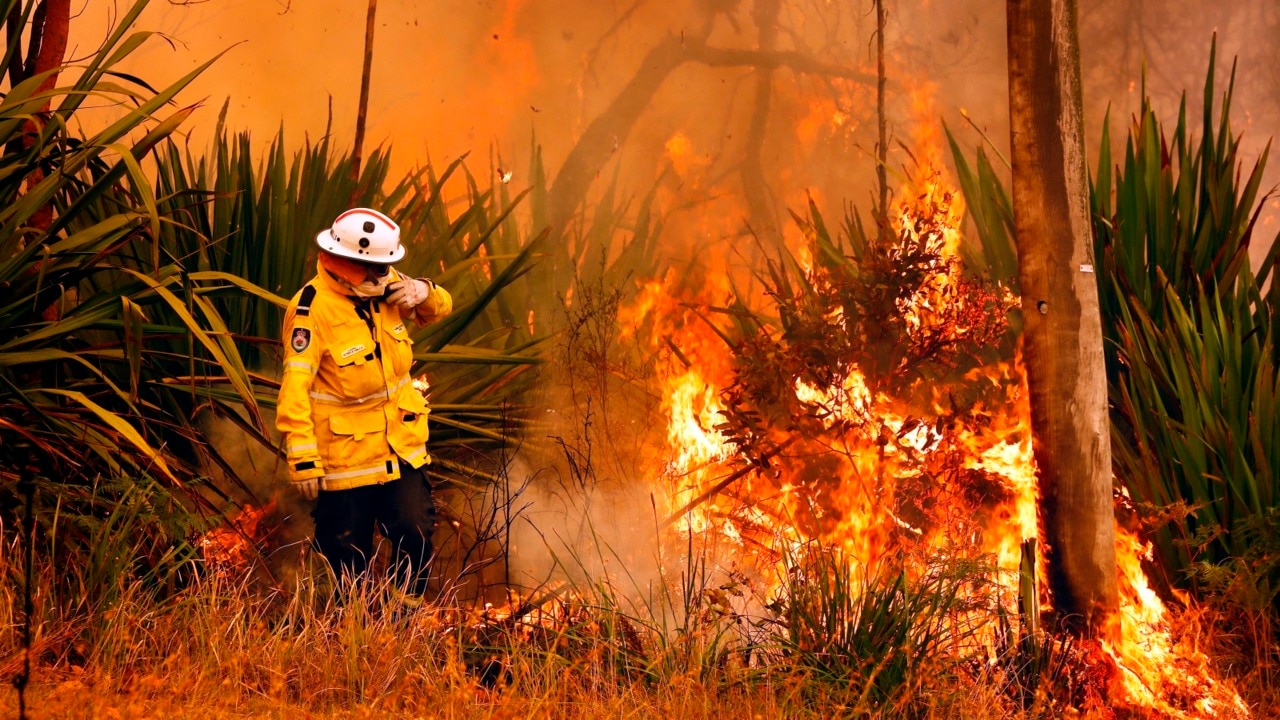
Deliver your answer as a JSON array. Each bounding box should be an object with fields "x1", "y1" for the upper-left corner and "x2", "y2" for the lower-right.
[
  {"x1": 741, "y1": 0, "x2": 782, "y2": 247},
  {"x1": 351, "y1": 0, "x2": 378, "y2": 188},
  {"x1": 875, "y1": 0, "x2": 888, "y2": 241},
  {"x1": 32, "y1": 0, "x2": 69, "y2": 95},
  {"x1": 1006, "y1": 0, "x2": 1117, "y2": 636}
]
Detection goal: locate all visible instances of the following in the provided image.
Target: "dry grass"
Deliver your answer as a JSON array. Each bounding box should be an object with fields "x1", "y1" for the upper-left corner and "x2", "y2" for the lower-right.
[
  {"x1": 2, "y1": 537, "x2": 1276, "y2": 719},
  {"x1": 0, "y1": 548, "x2": 1012, "y2": 719}
]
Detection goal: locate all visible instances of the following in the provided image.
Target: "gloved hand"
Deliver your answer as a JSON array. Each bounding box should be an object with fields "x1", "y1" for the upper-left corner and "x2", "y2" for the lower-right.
[
  {"x1": 385, "y1": 277, "x2": 432, "y2": 309},
  {"x1": 293, "y1": 477, "x2": 319, "y2": 501},
  {"x1": 289, "y1": 462, "x2": 324, "y2": 501}
]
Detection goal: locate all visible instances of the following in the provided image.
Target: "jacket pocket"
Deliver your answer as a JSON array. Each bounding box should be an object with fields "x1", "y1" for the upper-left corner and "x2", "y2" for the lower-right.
[
  {"x1": 384, "y1": 318, "x2": 415, "y2": 378},
  {"x1": 328, "y1": 337, "x2": 384, "y2": 401},
  {"x1": 392, "y1": 389, "x2": 430, "y2": 447},
  {"x1": 327, "y1": 409, "x2": 387, "y2": 468}
]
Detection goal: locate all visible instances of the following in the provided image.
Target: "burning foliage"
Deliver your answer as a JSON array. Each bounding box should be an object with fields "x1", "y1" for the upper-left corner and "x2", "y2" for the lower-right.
[
  {"x1": 633, "y1": 162, "x2": 1255, "y2": 717},
  {"x1": 704, "y1": 174, "x2": 1019, "y2": 566},
  {"x1": 197, "y1": 501, "x2": 280, "y2": 578}
]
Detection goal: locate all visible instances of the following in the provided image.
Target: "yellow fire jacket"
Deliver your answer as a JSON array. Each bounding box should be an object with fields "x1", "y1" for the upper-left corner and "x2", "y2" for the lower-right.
[{"x1": 276, "y1": 262, "x2": 453, "y2": 491}]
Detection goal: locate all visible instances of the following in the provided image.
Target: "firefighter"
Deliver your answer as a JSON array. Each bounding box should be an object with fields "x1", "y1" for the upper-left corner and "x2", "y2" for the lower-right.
[{"x1": 276, "y1": 207, "x2": 452, "y2": 608}]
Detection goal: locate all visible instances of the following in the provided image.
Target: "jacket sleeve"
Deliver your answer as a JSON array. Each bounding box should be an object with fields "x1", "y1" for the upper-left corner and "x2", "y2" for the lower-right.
[
  {"x1": 276, "y1": 290, "x2": 325, "y2": 483},
  {"x1": 410, "y1": 280, "x2": 453, "y2": 326}
]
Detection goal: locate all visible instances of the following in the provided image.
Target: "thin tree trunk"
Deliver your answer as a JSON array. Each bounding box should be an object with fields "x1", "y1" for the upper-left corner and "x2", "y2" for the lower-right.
[
  {"x1": 32, "y1": 0, "x2": 69, "y2": 95},
  {"x1": 1006, "y1": 0, "x2": 1117, "y2": 636},
  {"x1": 741, "y1": 0, "x2": 782, "y2": 247},
  {"x1": 351, "y1": 0, "x2": 378, "y2": 188},
  {"x1": 23, "y1": 0, "x2": 70, "y2": 259},
  {"x1": 875, "y1": 0, "x2": 888, "y2": 241}
]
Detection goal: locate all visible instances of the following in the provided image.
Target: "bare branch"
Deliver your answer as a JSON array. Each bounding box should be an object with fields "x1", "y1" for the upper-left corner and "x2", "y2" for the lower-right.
[{"x1": 685, "y1": 42, "x2": 878, "y2": 85}]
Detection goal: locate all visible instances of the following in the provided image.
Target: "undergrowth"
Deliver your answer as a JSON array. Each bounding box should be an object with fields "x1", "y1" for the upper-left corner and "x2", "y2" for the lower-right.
[{"x1": 5, "y1": 525, "x2": 1270, "y2": 719}]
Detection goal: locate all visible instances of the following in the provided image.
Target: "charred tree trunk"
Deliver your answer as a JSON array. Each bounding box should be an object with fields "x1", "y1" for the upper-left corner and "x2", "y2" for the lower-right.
[
  {"x1": 351, "y1": 0, "x2": 378, "y2": 189},
  {"x1": 1005, "y1": 0, "x2": 1118, "y2": 635}
]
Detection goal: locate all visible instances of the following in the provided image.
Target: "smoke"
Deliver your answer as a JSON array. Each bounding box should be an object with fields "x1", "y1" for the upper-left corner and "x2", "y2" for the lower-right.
[
  {"x1": 479, "y1": 278, "x2": 762, "y2": 614},
  {"x1": 65, "y1": 0, "x2": 1279, "y2": 596},
  {"x1": 492, "y1": 402, "x2": 766, "y2": 621},
  {"x1": 499, "y1": 451, "x2": 668, "y2": 602},
  {"x1": 69, "y1": 1, "x2": 1278, "y2": 271},
  {"x1": 200, "y1": 410, "x2": 313, "y2": 579}
]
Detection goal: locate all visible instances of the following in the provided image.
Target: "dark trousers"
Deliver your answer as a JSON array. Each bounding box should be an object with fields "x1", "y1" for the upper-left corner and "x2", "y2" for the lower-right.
[{"x1": 311, "y1": 461, "x2": 435, "y2": 598}]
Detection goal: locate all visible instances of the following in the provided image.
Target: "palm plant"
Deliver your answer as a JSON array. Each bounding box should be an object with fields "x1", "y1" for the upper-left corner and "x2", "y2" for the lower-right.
[
  {"x1": 949, "y1": 44, "x2": 1280, "y2": 613},
  {"x1": 0, "y1": 0, "x2": 264, "y2": 599},
  {"x1": 776, "y1": 544, "x2": 990, "y2": 713},
  {"x1": 1091, "y1": 49, "x2": 1279, "y2": 607}
]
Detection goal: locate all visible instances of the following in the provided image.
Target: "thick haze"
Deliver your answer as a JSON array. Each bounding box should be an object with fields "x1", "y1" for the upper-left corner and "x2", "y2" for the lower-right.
[{"x1": 69, "y1": 0, "x2": 1279, "y2": 265}]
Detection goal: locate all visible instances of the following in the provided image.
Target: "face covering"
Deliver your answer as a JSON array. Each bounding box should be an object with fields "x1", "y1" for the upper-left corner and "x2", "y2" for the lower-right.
[
  {"x1": 319, "y1": 252, "x2": 398, "y2": 297},
  {"x1": 351, "y1": 274, "x2": 393, "y2": 298}
]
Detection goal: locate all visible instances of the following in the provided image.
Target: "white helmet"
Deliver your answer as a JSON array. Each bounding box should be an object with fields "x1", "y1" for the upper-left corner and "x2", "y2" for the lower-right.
[{"x1": 315, "y1": 208, "x2": 404, "y2": 264}]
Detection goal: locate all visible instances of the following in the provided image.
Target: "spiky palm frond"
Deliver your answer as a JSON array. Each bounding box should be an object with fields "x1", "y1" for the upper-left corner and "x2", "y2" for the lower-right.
[
  {"x1": 148, "y1": 118, "x2": 553, "y2": 484},
  {"x1": 1091, "y1": 47, "x2": 1279, "y2": 605}
]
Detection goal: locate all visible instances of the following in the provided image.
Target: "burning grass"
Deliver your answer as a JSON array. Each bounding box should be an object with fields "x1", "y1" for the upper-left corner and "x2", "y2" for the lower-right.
[{"x1": 1, "y1": 528, "x2": 1270, "y2": 718}]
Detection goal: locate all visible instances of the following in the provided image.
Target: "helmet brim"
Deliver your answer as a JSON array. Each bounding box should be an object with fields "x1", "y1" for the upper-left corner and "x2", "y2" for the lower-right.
[{"x1": 315, "y1": 228, "x2": 405, "y2": 264}]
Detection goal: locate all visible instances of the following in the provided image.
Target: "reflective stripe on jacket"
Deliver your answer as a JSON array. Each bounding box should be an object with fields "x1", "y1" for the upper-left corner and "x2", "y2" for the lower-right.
[{"x1": 276, "y1": 261, "x2": 453, "y2": 491}]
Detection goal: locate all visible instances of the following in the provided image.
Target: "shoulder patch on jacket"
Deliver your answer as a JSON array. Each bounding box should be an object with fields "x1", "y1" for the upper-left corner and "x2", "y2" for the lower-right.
[
  {"x1": 296, "y1": 285, "x2": 317, "y2": 317},
  {"x1": 290, "y1": 326, "x2": 312, "y2": 353}
]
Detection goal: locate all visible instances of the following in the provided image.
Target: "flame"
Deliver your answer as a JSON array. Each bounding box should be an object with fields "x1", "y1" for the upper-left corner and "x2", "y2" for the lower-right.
[
  {"x1": 198, "y1": 501, "x2": 276, "y2": 577},
  {"x1": 795, "y1": 96, "x2": 847, "y2": 148},
  {"x1": 665, "y1": 131, "x2": 712, "y2": 181},
  {"x1": 1103, "y1": 528, "x2": 1252, "y2": 718},
  {"x1": 632, "y1": 152, "x2": 1250, "y2": 716}
]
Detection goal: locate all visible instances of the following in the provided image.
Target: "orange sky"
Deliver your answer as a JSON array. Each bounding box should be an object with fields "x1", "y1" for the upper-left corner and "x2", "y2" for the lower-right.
[
  {"x1": 65, "y1": 1, "x2": 1277, "y2": 267},
  {"x1": 71, "y1": 1, "x2": 557, "y2": 169}
]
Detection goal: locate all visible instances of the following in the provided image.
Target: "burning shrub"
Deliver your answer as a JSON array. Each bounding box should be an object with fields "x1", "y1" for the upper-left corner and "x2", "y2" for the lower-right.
[{"x1": 710, "y1": 176, "x2": 1018, "y2": 559}]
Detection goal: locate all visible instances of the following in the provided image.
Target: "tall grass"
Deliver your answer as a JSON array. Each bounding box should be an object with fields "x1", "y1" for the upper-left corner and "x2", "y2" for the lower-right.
[
  {"x1": 1, "y1": 504, "x2": 1022, "y2": 719},
  {"x1": 776, "y1": 545, "x2": 995, "y2": 714}
]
